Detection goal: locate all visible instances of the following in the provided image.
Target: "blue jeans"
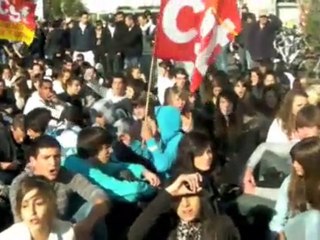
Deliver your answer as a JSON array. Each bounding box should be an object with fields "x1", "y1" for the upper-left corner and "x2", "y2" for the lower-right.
[
  {"x1": 71, "y1": 201, "x2": 108, "y2": 240},
  {"x1": 124, "y1": 56, "x2": 140, "y2": 69},
  {"x1": 0, "y1": 49, "x2": 7, "y2": 65},
  {"x1": 246, "y1": 50, "x2": 254, "y2": 70},
  {"x1": 140, "y1": 54, "x2": 152, "y2": 78}
]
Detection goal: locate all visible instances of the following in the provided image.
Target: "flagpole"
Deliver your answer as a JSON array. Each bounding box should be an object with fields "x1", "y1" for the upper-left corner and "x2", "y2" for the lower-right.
[
  {"x1": 144, "y1": 24, "x2": 159, "y2": 120},
  {"x1": 144, "y1": 54, "x2": 156, "y2": 119}
]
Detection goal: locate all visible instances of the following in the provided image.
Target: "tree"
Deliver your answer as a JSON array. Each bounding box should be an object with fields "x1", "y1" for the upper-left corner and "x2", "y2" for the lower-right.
[
  {"x1": 304, "y1": 0, "x2": 320, "y2": 49},
  {"x1": 61, "y1": 0, "x2": 86, "y2": 17},
  {"x1": 298, "y1": 0, "x2": 320, "y2": 49},
  {"x1": 43, "y1": 0, "x2": 87, "y2": 20}
]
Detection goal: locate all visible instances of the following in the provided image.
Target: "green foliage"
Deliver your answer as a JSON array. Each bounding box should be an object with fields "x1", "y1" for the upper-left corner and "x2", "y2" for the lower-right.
[
  {"x1": 61, "y1": 0, "x2": 86, "y2": 17},
  {"x1": 304, "y1": 0, "x2": 320, "y2": 49},
  {"x1": 44, "y1": 0, "x2": 87, "y2": 20}
]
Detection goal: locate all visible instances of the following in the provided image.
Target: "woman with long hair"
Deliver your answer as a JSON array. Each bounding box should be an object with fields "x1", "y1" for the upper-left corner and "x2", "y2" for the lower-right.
[
  {"x1": 128, "y1": 173, "x2": 240, "y2": 240},
  {"x1": 233, "y1": 76, "x2": 256, "y2": 117},
  {"x1": 213, "y1": 90, "x2": 242, "y2": 161},
  {"x1": 257, "y1": 85, "x2": 282, "y2": 141},
  {"x1": 171, "y1": 132, "x2": 222, "y2": 213},
  {"x1": 248, "y1": 67, "x2": 263, "y2": 101},
  {"x1": 269, "y1": 137, "x2": 320, "y2": 239},
  {"x1": 266, "y1": 89, "x2": 308, "y2": 143},
  {"x1": 12, "y1": 75, "x2": 31, "y2": 111},
  {"x1": 0, "y1": 176, "x2": 75, "y2": 240},
  {"x1": 172, "y1": 132, "x2": 214, "y2": 176}
]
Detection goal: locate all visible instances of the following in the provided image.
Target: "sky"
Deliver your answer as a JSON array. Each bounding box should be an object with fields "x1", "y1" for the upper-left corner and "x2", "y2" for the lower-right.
[{"x1": 82, "y1": 0, "x2": 161, "y2": 13}]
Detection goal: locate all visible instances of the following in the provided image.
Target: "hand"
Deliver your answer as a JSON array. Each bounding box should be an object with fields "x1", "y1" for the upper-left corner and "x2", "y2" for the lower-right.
[
  {"x1": 120, "y1": 133, "x2": 131, "y2": 146},
  {"x1": 146, "y1": 117, "x2": 157, "y2": 136},
  {"x1": 0, "y1": 162, "x2": 19, "y2": 171},
  {"x1": 140, "y1": 73, "x2": 147, "y2": 82},
  {"x1": 4, "y1": 108, "x2": 13, "y2": 114},
  {"x1": 141, "y1": 121, "x2": 153, "y2": 141},
  {"x1": 49, "y1": 93, "x2": 59, "y2": 104},
  {"x1": 243, "y1": 168, "x2": 256, "y2": 194},
  {"x1": 166, "y1": 173, "x2": 203, "y2": 197},
  {"x1": 73, "y1": 222, "x2": 92, "y2": 240},
  {"x1": 143, "y1": 170, "x2": 160, "y2": 187}
]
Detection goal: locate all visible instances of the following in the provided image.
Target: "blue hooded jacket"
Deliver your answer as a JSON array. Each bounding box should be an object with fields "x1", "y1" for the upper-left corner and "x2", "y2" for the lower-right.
[
  {"x1": 145, "y1": 106, "x2": 183, "y2": 176},
  {"x1": 63, "y1": 155, "x2": 155, "y2": 203}
]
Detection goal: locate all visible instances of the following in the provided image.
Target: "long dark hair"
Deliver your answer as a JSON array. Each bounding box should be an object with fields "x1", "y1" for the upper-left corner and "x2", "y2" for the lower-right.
[
  {"x1": 289, "y1": 137, "x2": 320, "y2": 216},
  {"x1": 168, "y1": 191, "x2": 238, "y2": 240},
  {"x1": 259, "y1": 84, "x2": 282, "y2": 118},
  {"x1": 172, "y1": 131, "x2": 213, "y2": 177},
  {"x1": 213, "y1": 90, "x2": 241, "y2": 140}
]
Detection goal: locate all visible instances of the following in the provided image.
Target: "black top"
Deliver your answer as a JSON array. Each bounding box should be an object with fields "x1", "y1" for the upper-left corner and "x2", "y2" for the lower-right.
[
  {"x1": 105, "y1": 22, "x2": 127, "y2": 55},
  {"x1": 123, "y1": 25, "x2": 143, "y2": 58},
  {"x1": 0, "y1": 88, "x2": 16, "y2": 114},
  {"x1": 45, "y1": 28, "x2": 65, "y2": 56},
  {"x1": 128, "y1": 191, "x2": 240, "y2": 240},
  {"x1": 70, "y1": 23, "x2": 96, "y2": 52},
  {"x1": 57, "y1": 92, "x2": 83, "y2": 109},
  {"x1": 0, "y1": 126, "x2": 26, "y2": 166}
]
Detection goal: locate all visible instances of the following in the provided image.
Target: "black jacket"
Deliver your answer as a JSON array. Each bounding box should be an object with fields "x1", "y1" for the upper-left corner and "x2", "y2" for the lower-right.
[
  {"x1": 70, "y1": 23, "x2": 96, "y2": 52},
  {"x1": 123, "y1": 25, "x2": 143, "y2": 58},
  {"x1": 45, "y1": 28, "x2": 65, "y2": 57},
  {"x1": 0, "y1": 89, "x2": 15, "y2": 114},
  {"x1": 0, "y1": 127, "x2": 26, "y2": 167},
  {"x1": 57, "y1": 92, "x2": 83, "y2": 109},
  {"x1": 128, "y1": 191, "x2": 240, "y2": 240},
  {"x1": 248, "y1": 15, "x2": 282, "y2": 60},
  {"x1": 105, "y1": 22, "x2": 127, "y2": 56}
]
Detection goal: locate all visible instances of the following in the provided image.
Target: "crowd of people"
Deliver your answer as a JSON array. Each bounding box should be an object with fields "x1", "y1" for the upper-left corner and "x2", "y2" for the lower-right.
[{"x1": 0, "y1": 5, "x2": 320, "y2": 240}]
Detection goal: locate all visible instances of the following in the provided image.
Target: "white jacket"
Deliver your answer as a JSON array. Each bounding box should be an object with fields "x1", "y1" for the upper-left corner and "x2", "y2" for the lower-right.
[{"x1": 0, "y1": 220, "x2": 75, "y2": 240}]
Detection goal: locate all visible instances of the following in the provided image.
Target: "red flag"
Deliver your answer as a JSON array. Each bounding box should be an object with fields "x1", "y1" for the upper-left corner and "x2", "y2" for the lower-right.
[
  {"x1": 10, "y1": 0, "x2": 25, "y2": 7},
  {"x1": 0, "y1": 0, "x2": 36, "y2": 45},
  {"x1": 154, "y1": 0, "x2": 241, "y2": 92}
]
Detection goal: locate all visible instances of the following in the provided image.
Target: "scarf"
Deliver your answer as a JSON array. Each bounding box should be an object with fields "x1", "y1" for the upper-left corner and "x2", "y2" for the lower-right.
[{"x1": 176, "y1": 221, "x2": 201, "y2": 240}]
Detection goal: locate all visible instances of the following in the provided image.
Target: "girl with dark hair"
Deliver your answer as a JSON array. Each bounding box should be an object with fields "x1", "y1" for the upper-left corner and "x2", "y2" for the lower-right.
[
  {"x1": 128, "y1": 173, "x2": 240, "y2": 240},
  {"x1": 171, "y1": 132, "x2": 221, "y2": 213},
  {"x1": 172, "y1": 132, "x2": 214, "y2": 177},
  {"x1": 257, "y1": 85, "x2": 282, "y2": 141},
  {"x1": 263, "y1": 70, "x2": 278, "y2": 87},
  {"x1": 213, "y1": 90, "x2": 242, "y2": 160},
  {"x1": 259, "y1": 85, "x2": 282, "y2": 119},
  {"x1": 233, "y1": 76, "x2": 256, "y2": 117},
  {"x1": 270, "y1": 137, "x2": 320, "y2": 240},
  {"x1": 248, "y1": 67, "x2": 263, "y2": 101}
]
